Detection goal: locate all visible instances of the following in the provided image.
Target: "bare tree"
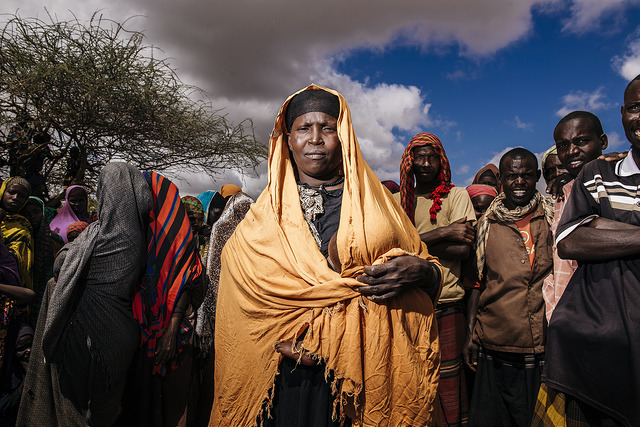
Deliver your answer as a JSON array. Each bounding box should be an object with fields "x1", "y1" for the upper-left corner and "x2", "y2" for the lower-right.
[{"x1": 0, "y1": 12, "x2": 266, "y2": 197}]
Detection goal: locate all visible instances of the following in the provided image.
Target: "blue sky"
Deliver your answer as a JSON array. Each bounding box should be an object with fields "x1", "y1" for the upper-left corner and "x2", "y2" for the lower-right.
[
  {"x1": 335, "y1": 5, "x2": 639, "y2": 188},
  {"x1": 4, "y1": 0, "x2": 640, "y2": 197}
]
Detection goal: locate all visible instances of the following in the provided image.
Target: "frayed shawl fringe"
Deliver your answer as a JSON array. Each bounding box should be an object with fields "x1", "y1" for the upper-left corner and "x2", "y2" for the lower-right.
[
  {"x1": 256, "y1": 303, "x2": 366, "y2": 427},
  {"x1": 255, "y1": 364, "x2": 279, "y2": 427}
]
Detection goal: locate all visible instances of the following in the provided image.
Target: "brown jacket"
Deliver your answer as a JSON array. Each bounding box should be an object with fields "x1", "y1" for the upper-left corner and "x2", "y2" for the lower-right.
[{"x1": 473, "y1": 202, "x2": 553, "y2": 354}]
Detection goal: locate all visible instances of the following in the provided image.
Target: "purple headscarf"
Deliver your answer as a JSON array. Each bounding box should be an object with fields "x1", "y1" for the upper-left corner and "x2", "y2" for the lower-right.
[{"x1": 49, "y1": 185, "x2": 90, "y2": 243}]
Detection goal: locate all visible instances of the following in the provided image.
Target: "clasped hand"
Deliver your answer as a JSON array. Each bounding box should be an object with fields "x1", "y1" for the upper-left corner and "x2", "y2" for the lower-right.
[{"x1": 354, "y1": 255, "x2": 436, "y2": 302}]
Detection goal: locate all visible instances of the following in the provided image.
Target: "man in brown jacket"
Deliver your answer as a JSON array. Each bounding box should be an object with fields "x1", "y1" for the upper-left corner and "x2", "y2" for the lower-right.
[{"x1": 464, "y1": 147, "x2": 553, "y2": 426}]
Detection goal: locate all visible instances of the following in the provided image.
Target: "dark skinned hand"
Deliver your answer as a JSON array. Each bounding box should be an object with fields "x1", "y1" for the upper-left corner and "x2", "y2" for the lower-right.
[
  {"x1": 155, "y1": 322, "x2": 179, "y2": 365},
  {"x1": 598, "y1": 151, "x2": 627, "y2": 161},
  {"x1": 462, "y1": 335, "x2": 479, "y2": 372},
  {"x1": 199, "y1": 224, "x2": 212, "y2": 240},
  {"x1": 441, "y1": 216, "x2": 475, "y2": 244},
  {"x1": 275, "y1": 341, "x2": 316, "y2": 366},
  {"x1": 546, "y1": 172, "x2": 573, "y2": 202},
  {"x1": 354, "y1": 255, "x2": 437, "y2": 302}
]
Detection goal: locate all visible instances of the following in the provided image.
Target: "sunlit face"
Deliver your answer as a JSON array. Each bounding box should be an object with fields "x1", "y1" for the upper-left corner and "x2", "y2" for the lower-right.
[
  {"x1": 412, "y1": 146, "x2": 441, "y2": 187},
  {"x1": 287, "y1": 111, "x2": 342, "y2": 187},
  {"x1": 472, "y1": 194, "x2": 495, "y2": 218},
  {"x1": 500, "y1": 156, "x2": 540, "y2": 209},
  {"x1": 554, "y1": 118, "x2": 607, "y2": 178},
  {"x1": 67, "y1": 188, "x2": 88, "y2": 215},
  {"x1": 2, "y1": 183, "x2": 29, "y2": 214},
  {"x1": 622, "y1": 80, "x2": 640, "y2": 152}
]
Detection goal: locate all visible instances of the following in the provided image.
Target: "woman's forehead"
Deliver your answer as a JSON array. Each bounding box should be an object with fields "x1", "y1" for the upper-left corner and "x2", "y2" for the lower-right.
[{"x1": 7, "y1": 183, "x2": 28, "y2": 192}]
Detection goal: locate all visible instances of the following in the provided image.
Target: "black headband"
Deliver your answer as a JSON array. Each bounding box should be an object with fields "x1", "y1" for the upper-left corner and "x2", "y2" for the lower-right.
[{"x1": 285, "y1": 89, "x2": 340, "y2": 132}]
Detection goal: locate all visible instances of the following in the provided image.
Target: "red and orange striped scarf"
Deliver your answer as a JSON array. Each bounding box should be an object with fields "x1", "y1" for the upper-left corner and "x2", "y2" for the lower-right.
[
  {"x1": 133, "y1": 171, "x2": 202, "y2": 375},
  {"x1": 400, "y1": 132, "x2": 454, "y2": 224}
]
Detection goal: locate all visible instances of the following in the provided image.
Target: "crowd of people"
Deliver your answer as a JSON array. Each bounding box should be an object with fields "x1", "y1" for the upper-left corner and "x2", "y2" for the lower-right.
[{"x1": 0, "y1": 75, "x2": 639, "y2": 427}]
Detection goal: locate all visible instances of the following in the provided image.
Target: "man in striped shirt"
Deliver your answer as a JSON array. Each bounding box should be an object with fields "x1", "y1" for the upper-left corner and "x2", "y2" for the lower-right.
[{"x1": 533, "y1": 74, "x2": 640, "y2": 426}]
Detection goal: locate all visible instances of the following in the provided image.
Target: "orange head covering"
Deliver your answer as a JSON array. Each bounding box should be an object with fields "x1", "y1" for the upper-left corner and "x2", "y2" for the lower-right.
[
  {"x1": 220, "y1": 184, "x2": 241, "y2": 198},
  {"x1": 211, "y1": 85, "x2": 443, "y2": 427},
  {"x1": 399, "y1": 133, "x2": 454, "y2": 224},
  {"x1": 473, "y1": 163, "x2": 501, "y2": 192}
]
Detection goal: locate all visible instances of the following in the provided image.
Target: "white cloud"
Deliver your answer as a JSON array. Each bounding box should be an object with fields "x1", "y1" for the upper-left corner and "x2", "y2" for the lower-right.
[
  {"x1": 456, "y1": 165, "x2": 470, "y2": 175},
  {"x1": 486, "y1": 147, "x2": 515, "y2": 173},
  {"x1": 556, "y1": 87, "x2": 612, "y2": 117},
  {"x1": 512, "y1": 115, "x2": 534, "y2": 131},
  {"x1": 613, "y1": 36, "x2": 640, "y2": 81},
  {"x1": 172, "y1": 71, "x2": 436, "y2": 199},
  {"x1": 3, "y1": 0, "x2": 633, "y2": 196},
  {"x1": 605, "y1": 131, "x2": 629, "y2": 150},
  {"x1": 2, "y1": 0, "x2": 556, "y2": 103},
  {"x1": 561, "y1": 0, "x2": 633, "y2": 34}
]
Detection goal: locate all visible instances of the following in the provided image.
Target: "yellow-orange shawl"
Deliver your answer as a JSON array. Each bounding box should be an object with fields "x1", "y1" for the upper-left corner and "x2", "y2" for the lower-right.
[
  {"x1": 0, "y1": 178, "x2": 33, "y2": 291},
  {"x1": 211, "y1": 85, "x2": 443, "y2": 427}
]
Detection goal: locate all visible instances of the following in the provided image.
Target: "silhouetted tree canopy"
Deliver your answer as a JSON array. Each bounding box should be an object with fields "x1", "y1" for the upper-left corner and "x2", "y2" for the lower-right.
[{"x1": 0, "y1": 12, "x2": 266, "y2": 195}]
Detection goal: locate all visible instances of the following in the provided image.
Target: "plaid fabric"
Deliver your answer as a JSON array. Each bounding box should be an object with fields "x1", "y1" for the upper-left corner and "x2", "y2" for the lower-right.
[
  {"x1": 542, "y1": 181, "x2": 578, "y2": 322},
  {"x1": 435, "y1": 302, "x2": 469, "y2": 427},
  {"x1": 399, "y1": 133, "x2": 453, "y2": 224},
  {"x1": 532, "y1": 383, "x2": 568, "y2": 427},
  {"x1": 532, "y1": 384, "x2": 619, "y2": 427}
]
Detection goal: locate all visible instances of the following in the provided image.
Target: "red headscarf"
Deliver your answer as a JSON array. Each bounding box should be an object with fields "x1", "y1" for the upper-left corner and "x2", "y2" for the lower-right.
[
  {"x1": 400, "y1": 132, "x2": 453, "y2": 224},
  {"x1": 382, "y1": 180, "x2": 400, "y2": 194},
  {"x1": 466, "y1": 184, "x2": 498, "y2": 199}
]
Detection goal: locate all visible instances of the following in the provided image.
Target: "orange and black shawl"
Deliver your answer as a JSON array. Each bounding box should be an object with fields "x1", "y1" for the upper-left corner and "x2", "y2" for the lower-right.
[{"x1": 133, "y1": 171, "x2": 203, "y2": 375}]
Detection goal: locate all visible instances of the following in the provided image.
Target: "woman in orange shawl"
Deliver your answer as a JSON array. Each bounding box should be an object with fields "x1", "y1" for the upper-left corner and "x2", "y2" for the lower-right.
[{"x1": 211, "y1": 85, "x2": 444, "y2": 427}]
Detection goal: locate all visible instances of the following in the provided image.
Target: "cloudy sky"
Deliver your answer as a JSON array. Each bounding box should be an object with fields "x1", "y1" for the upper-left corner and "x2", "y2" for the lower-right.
[{"x1": 4, "y1": 0, "x2": 640, "y2": 198}]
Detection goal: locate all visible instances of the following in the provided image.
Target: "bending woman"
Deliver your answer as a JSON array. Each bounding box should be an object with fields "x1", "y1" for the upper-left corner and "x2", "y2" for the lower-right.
[
  {"x1": 17, "y1": 163, "x2": 153, "y2": 426},
  {"x1": 211, "y1": 86, "x2": 444, "y2": 427}
]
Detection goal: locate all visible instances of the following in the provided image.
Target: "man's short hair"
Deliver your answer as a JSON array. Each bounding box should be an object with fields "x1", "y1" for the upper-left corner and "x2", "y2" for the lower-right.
[
  {"x1": 499, "y1": 147, "x2": 538, "y2": 173},
  {"x1": 624, "y1": 74, "x2": 640, "y2": 99},
  {"x1": 554, "y1": 111, "x2": 604, "y2": 137}
]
